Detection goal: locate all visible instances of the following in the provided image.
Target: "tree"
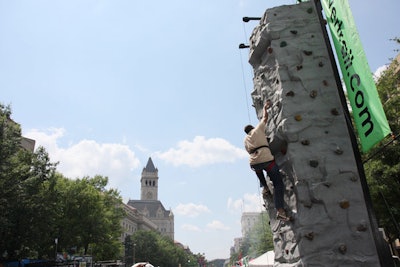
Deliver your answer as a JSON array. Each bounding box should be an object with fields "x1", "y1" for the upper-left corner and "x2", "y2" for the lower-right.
[
  {"x1": 246, "y1": 213, "x2": 273, "y2": 257},
  {"x1": 363, "y1": 55, "x2": 400, "y2": 243},
  {"x1": 130, "y1": 230, "x2": 197, "y2": 267},
  {"x1": 0, "y1": 103, "x2": 125, "y2": 261},
  {"x1": 0, "y1": 104, "x2": 58, "y2": 260},
  {"x1": 21, "y1": 146, "x2": 59, "y2": 258},
  {"x1": 131, "y1": 230, "x2": 160, "y2": 264},
  {"x1": 55, "y1": 175, "x2": 125, "y2": 261}
]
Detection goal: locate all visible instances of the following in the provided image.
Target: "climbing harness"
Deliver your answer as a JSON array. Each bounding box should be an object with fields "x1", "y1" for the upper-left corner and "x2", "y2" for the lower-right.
[{"x1": 248, "y1": 145, "x2": 269, "y2": 154}]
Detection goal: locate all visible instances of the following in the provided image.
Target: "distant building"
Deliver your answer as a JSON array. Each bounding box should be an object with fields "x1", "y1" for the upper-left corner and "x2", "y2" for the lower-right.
[
  {"x1": 6, "y1": 117, "x2": 36, "y2": 152},
  {"x1": 231, "y1": 237, "x2": 242, "y2": 254},
  {"x1": 120, "y1": 203, "x2": 158, "y2": 242},
  {"x1": 21, "y1": 136, "x2": 35, "y2": 152},
  {"x1": 126, "y1": 157, "x2": 174, "y2": 240},
  {"x1": 241, "y1": 212, "x2": 268, "y2": 237}
]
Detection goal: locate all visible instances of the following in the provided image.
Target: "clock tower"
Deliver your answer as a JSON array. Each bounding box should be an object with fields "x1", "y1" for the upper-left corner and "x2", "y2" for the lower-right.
[
  {"x1": 127, "y1": 157, "x2": 174, "y2": 240},
  {"x1": 140, "y1": 157, "x2": 158, "y2": 201}
]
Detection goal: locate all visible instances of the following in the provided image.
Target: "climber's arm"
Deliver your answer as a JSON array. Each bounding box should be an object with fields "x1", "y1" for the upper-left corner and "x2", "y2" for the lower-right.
[{"x1": 262, "y1": 100, "x2": 271, "y2": 124}]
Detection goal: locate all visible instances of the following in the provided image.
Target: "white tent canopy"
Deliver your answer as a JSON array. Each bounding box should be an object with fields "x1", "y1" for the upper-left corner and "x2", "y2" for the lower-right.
[
  {"x1": 132, "y1": 262, "x2": 154, "y2": 267},
  {"x1": 248, "y1": 251, "x2": 275, "y2": 267}
]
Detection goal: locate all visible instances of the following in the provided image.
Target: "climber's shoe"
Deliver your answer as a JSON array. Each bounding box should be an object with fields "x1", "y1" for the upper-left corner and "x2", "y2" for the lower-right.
[{"x1": 277, "y1": 211, "x2": 292, "y2": 222}]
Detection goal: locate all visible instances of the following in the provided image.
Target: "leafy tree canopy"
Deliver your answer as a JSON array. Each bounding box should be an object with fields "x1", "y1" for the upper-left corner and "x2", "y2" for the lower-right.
[
  {"x1": 0, "y1": 104, "x2": 124, "y2": 262},
  {"x1": 363, "y1": 54, "x2": 400, "y2": 242},
  {"x1": 128, "y1": 230, "x2": 198, "y2": 267}
]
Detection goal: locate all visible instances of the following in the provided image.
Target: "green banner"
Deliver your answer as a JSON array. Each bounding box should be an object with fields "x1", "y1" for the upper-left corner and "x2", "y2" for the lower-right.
[{"x1": 321, "y1": 0, "x2": 391, "y2": 152}]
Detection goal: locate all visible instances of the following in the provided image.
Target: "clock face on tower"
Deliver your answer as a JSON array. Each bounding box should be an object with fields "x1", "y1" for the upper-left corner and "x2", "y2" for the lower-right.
[{"x1": 146, "y1": 191, "x2": 153, "y2": 200}]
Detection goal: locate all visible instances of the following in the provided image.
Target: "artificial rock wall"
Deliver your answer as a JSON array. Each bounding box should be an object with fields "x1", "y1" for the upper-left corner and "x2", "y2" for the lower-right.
[{"x1": 248, "y1": 2, "x2": 381, "y2": 266}]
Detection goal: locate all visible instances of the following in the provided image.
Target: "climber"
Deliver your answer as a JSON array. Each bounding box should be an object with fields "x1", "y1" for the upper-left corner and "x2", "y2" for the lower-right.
[{"x1": 243, "y1": 100, "x2": 290, "y2": 221}]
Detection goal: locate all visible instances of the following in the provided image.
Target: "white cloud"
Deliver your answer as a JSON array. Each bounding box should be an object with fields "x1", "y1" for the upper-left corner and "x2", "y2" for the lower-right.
[
  {"x1": 227, "y1": 193, "x2": 264, "y2": 213},
  {"x1": 206, "y1": 220, "x2": 230, "y2": 231},
  {"x1": 23, "y1": 128, "x2": 141, "y2": 191},
  {"x1": 25, "y1": 127, "x2": 65, "y2": 156},
  {"x1": 181, "y1": 224, "x2": 202, "y2": 232},
  {"x1": 373, "y1": 64, "x2": 388, "y2": 81},
  {"x1": 174, "y1": 203, "x2": 211, "y2": 218},
  {"x1": 155, "y1": 136, "x2": 248, "y2": 167}
]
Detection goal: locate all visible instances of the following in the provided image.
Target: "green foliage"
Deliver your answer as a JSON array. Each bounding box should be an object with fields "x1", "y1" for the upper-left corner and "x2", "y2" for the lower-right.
[
  {"x1": 364, "y1": 57, "x2": 400, "y2": 242},
  {"x1": 247, "y1": 213, "x2": 274, "y2": 257},
  {"x1": 129, "y1": 230, "x2": 198, "y2": 267},
  {"x1": 0, "y1": 104, "x2": 59, "y2": 260},
  {"x1": 0, "y1": 104, "x2": 124, "y2": 261},
  {"x1": 55, "y1": 175, "x2": 125, "y2": 260}
]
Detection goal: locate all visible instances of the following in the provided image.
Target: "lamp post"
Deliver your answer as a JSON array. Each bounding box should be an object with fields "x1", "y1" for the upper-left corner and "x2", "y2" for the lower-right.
[
  {"x1": 133, "y1": 243, "x2": 136, "y2": 264},
  {"x1": 54, "y1": 238, "x2": 58, "y2": 261}
]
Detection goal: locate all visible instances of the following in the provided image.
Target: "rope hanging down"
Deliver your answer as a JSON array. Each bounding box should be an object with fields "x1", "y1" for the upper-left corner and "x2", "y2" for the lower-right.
[{"x1": 239, "y1": 19, "x2": 254, "y2": 125}]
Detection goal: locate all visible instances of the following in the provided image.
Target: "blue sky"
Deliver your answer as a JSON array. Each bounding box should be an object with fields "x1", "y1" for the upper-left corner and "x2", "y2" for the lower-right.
[{"x1": 1, "y1": 0, "x2": 399, "y2": 260}]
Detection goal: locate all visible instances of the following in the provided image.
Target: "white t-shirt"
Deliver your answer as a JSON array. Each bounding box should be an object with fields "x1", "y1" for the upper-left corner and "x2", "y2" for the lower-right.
[{"x1": 244, "y1": 120, "x2": 274, "y2": 165}]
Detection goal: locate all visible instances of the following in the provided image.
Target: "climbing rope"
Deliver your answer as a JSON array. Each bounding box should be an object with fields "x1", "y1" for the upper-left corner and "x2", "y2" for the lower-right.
[
  {"x1": 241, "y1": 12, "x2": 274, "y2": 241},
  {"x1": 239, "y1": 19, "x2": 253, "y2": 124},
  {"x1": 239, "y1": 49, "x2": 252, "y2": 124}
]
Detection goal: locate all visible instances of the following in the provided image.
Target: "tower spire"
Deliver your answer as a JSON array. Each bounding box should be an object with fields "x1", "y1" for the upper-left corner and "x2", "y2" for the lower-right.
[
  {"x1": 144, "y1": 157, "x2": 157, "y2": 172},
  {"x1": 140, "y1": 157, "x2": 159, "y2": 200}
]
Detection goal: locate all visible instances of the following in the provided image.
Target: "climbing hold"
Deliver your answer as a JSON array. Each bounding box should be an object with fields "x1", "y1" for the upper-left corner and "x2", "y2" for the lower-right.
[
  {"x1": 294, "y1": 114, "x2": 302, "y2": 121},
  {"x1": 304, "y1": 232, "x2": 314, "y2": 240},
  {"x1": 303, "y1": 50, "x2": 312, "y2": 56},
  {"x1": 307, "y1": 7, "x2": 313, "y2": 14},
  {"x1": 339, "y1": 199, "x2": 350, "y2": 209},
  {"x1": 331, "y1": 108, "x2": 339, "y2": 116},
  {"x1": 286, "y1": 91, "x2": 295, "y2": 97},
  {"x1": 356, "y1": 222, "x2": 368, "y2": 232},
  {"x1": 334, "y1": 146, "x2": 343, "y2": 155},
  {"x1": 311, "y1": 34, "x2": 315, "y2": 38},
  {"x1": 323, "y1": 182, "x2": 331, "y2": 187},
  {"x1": 296, "y1": 65, "x2": 303, "y2": 71},
  {"x1": 301, "y1": 140, "x2": 310, "y2": 145},
  {"x1": 350, "y1": 176, "x2": 358, "y2": 182},
  {"x1": 268, "y1": 47, "x2": 273, "y2": 53},
  {"x1": 318, "y1": 61, "x2": 324, "y2": 67},
  {"x1": 276, "y1": 79, "x2": 280, "y2": 84},
  {"x1": 280, "y1": 41, "x2": 287, "y2": 47},
  {"x1": 309, "y1": 90, "x2": 317, "y2": 98},
  {"x1": 338, "y1": 244, "x2": 347, "y2": 254},
  {"x1": 290, "y1": 30, "x2": 298, "y2": 35},
  {"x1": 309, "y1": 160, "x2": 318, "y2": 168},
  {"x1": 323, "y1": 80, "x2": 328, "y2": 86}
]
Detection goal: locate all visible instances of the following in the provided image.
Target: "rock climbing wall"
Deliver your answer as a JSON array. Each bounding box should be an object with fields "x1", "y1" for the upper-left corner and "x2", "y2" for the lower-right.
[{"x1": 247, "y1": 2, "x2": 381, "y2": 266}]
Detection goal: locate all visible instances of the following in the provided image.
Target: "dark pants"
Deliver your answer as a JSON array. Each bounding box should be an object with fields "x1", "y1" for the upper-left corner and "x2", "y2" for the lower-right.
[{"x1": 251, "y1": 160, "x2": 284, "y2": 210}]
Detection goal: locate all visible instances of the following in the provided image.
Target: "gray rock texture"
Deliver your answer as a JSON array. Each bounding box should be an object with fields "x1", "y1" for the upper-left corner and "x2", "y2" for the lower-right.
[{"x1": 247, "y1": 2, "x2": 380, "y2": 266}]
